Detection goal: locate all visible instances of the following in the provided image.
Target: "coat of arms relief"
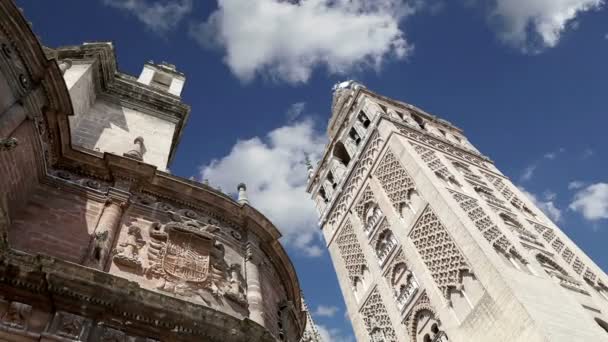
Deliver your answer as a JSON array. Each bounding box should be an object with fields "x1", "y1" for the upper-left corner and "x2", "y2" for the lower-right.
[{"x1": 113, "y1": 209, "x2": 247, "y2": 308}]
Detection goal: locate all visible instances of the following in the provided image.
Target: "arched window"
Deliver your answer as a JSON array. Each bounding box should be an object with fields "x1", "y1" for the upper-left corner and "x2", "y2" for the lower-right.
[
  {"x1": 452, "y1": 161, "x2": 471, "y2": 175},
  {"x1": 333, "y1": 141, "x2": 351, "y2": 166},
  {"x1": 414, "y1": 310, "x2": 448, "y2": 342},
  {"x1": 358, "y1": 111, "x2": 371, "y2": 128},
  {"x1": 399, "y1": 189, "x2": 422, "y2": 219},
  {"x1": 363, "y1": 203, "x2": 382, "y2": 234},
  {"x1": 319, "y1": 187, "x2": 329, "y2": 203},
  {"x1": 411, "y1": 113, "x2": 426, "y2": 130},
  {"x1": 349, "y1": 128, "x2": 361, "y2": 145},
  {"x1": 375, "y1": 229, "x2": 397, "y2": 263},
  {"x1": 522, "y1": 205, "x2": 537, "y2": 219},
  {"x1": 327, "y1": 171, "x2": 337, "y2": 189},
  {"x1": 596, "y1": 318, "x2": 608, "y2": 334}
]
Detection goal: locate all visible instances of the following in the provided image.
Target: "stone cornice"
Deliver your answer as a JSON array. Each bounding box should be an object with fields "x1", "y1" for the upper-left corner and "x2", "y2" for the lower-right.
[{"x1": 0, "y1": 249, "x2": 276, "y2": 341}]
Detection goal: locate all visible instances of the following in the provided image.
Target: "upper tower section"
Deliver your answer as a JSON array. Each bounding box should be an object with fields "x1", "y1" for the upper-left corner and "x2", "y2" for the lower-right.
[
  {"x1": 308, "y1": 81, "x2": 484, "y2": 222},
  {"x1": 136, "y1": 61, "x2": 185, "y2": 97},
  {"x1": 49, "y1": 43, "x2": 190, "y2": 171}
]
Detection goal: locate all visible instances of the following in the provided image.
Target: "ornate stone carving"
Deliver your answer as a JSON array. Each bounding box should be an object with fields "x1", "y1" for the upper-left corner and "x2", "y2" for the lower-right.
[
  {"x1": 354, "y1": 186, "x2": 383, "y2": 236},
  {"x1": 49, "y1": 168, "x2": 111, "y2": 192},
  {"x1": 360, "y1": 288, "x2": 397, "y2": 342},
  {"x1": 451, "y1": 190, "x2": 528, "y2": 265},
  {"x1": 411, "y1": 143, "x2": 461, "y2": 188},
  {"x1": 99, "y1": 327, "x2": 126, "y2": 342},
  {"x1": 1, "y1": 301, "x2": 31, "y2": 329},
  {"x1": 132, "y1": 194, "x2": 244, "y2": 244},
  {"x1": 531, "y1": 221, "x2": 602, "y2": 286},
  {"x1": 398, "y1": 123, "x2": 488, "y2": 168},
  {"x1": 326, "y1": 132, "x2": 384, "y2": 230},
  {"x1": 385, "y1": 249, "x2": 418, "y2": 311},
  {"x1": 113, "y1": 225, "x2": 146, "y2": 270},
  {"x1": 123, "y1": 136, "x2": 145, "y2": 160},
  {"x1": 404, "y1": 292, "x2": 448, "y2": 342},
  {"x1": 335, "y1": 220, "x2": 367, "y2": 286},
  {"x1": 371, "y1": 220, "x2": 397, "y2": 265},
  {"x1": 145, "y1": 221, "x2": 245, "y2": 305},
  {"x1": 56, "y1": 311, "x2": 88, "y2": 340},
  {"x1": 409, "y1": 206, "x2": 471, "y2": 298},
  {"x1": 374, "y1": 149, "x2": 416, "y2": 212}
]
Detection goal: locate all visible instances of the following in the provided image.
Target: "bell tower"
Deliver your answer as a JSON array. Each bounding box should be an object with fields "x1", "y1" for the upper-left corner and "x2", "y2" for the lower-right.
[{"x1": 307, "y1": 82, "x2": 608, "y2": 342}]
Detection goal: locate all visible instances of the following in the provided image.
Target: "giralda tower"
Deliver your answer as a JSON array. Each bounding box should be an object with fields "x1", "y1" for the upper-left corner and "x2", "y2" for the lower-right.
[{"x1": 306, "y1": 82, "x2": 608, "y2": 342}]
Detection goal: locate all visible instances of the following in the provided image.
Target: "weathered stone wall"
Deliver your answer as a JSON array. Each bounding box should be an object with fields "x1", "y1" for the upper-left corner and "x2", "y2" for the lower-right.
[
  {"x1": 8, "y1": 183, "x2": 103, "y2": 263},
  {"x1": 69, "y1": 97, "x2": 176, "y2": 170},
  {"x1": 0, "y1": 120, "x2": 42, "y2": 218}
]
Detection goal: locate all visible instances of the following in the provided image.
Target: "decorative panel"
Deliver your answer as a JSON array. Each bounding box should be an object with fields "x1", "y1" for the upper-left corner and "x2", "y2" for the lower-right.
[
  {"x1": 530, "y1": 222, "x2": 600, "y2": 284},
  {"x1": 374, "y1": 149, "x2": 415, "y2": 211},
  {"x1": 409, "y1": 206, "x2": 471, "y2": 298},
  {"x1": 360, "y1": 288, "x2": 397, "y2": 342},
  {"x1": 327, "y1": 132, "x2": 384, "y2": 229},
  {"x1": 335, "y1": 220, "x2": 367, "y2": 285},
  {"x1": 450, "y1": 190, "x2": 526, "y2": 262}
]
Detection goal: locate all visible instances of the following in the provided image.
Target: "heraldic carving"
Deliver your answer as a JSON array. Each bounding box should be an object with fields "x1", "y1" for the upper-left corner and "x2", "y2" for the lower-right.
[{"x1": 144, "y1": 220, "x2": 246, "y2": 305}]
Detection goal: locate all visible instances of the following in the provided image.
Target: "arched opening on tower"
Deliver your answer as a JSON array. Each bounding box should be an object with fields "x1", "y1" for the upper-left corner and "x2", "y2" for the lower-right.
[{"x1": 333, "y1": 141, "x2": 351, "y2": 166}]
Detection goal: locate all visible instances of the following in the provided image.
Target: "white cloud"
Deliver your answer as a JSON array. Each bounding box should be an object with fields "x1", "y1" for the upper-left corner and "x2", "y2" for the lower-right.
[
  {"x1": 199, "y1": 116, "x2": 327, "y2": 257},
  {"x1": 568, "y1": 180, "x2": 586, "y2": 190},
  {"x1": 488, "y1": 0, "x2": 605, "y2": 52},
  {"x1": 569, "y1": 183, "x2": 608, "y2": 221},
  {"x1": 191, "y1": 0, "x2": 414, "y2": 83},
  {"x1": 521, "y1": 164, "x2": 537, "y2": 181},
  {"x1": 314, "y1": 305, "x2": 339, "y2": 318},
  {"x1": 286, "y1": 102, "x2": 307, "y2": 122},
  {"x1": 317, "y1": 324, "x2": 355, "y2": 342},
  {"x1": 583, "y1": 148, "x2": 595, "y2": 158},
  {"x1": 103, "y1": 0, "x2": 192, "y2": 33},
  {"x1": 519, "y1": 187, "x2": 563, "y2": 222}
]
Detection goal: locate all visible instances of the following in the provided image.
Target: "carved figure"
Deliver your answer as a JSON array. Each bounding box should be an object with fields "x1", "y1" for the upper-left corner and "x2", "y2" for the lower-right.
[
  {"x1": 2, "y1": 302, "x2": 31, "y2": 329},
  {"x1": 113, "y1": 225, "x2": 145, "y2": 270}
]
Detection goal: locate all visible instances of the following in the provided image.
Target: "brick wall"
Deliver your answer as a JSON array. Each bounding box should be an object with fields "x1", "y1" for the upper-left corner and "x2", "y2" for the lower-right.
[
  {"x1": 0, "y1": 120, "x2": 41, "y2": 218},
  {"x1": 8, "y1": 184, "x2": 104, "y2": 263}
]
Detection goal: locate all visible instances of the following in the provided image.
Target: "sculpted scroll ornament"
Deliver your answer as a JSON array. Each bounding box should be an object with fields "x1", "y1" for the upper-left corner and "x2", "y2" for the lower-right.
[
  {"x1": 145, "y1": 221, "x2": 246, "y2": 306},
  {"x1": 113, "y1": 225, "x2": 146, "y2": 270}
]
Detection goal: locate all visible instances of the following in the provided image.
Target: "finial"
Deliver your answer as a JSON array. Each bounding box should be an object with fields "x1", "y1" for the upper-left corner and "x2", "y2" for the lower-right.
[{"x1": 237, "y1": 183, "x2": 249, "y2": 205}]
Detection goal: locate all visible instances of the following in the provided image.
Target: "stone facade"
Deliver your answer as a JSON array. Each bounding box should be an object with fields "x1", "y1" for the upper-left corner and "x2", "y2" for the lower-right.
[
  {"x1": 307, "y1": 81, "x2": 608, "y2": 341},
  {"x1": 0, "y1": 0, "x2": 314, "y2": 341}
]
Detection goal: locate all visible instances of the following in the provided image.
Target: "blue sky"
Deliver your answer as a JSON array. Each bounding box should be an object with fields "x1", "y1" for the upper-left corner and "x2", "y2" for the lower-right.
[{"x1": 18, "y1": 0, "x2": 608, "y2": 340}]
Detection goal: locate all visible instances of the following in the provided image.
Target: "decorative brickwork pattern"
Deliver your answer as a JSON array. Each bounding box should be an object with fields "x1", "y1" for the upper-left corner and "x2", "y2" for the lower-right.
[
  {"x1": 531, "y1": 222, "x2": 600, "y2": 284},
  {"x1": 360, "y1": 288, "x2": 397, "y2": 342},
  {"x1": 336, "y1": 220, "x2": 367, "y2": 285},
  {"x1": 398, "y1": 124, "x2": 488, "y2": 168},
  {"x1": 327, "y1": 133, "x2": 384, "y2": 229},
  {"x1": 411, "y1": 143, "x2": 454, "y2": 181},
  {"x1": 374, "y1": 149, "x2": 415, "y2": 212},
  {"x1": 450, "y1": 190, "x2": 527, "y2": 263},
  {"x1": 409, "y1": 206, "x2": 471, "y2": 298}
]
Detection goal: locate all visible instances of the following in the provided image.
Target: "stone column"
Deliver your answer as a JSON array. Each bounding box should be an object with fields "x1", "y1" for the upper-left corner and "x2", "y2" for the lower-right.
[
  {"x1": 246, "y1": 239, "x2": 265, "y2": 327},
  {"x1": 85, "y1": 189, "x2": 128, "y2": 270},
  {"x1": 123, "y1": 136, "x2": 144, "y2": 161}
]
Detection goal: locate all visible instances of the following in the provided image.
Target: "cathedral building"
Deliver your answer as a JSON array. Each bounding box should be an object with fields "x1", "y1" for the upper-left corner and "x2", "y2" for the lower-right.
[
  {"x1": 0, "y1": 0, "x2": 320, "y2": 341},
  {"x1": 306, "y1": 81, "x2": 608, "y2": 342}
]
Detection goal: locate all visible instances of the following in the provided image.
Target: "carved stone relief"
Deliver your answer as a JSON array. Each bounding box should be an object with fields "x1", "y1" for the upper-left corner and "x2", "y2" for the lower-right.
[
  {"x1": 144, "y1": 221, "x2": 246, "y2": 306},
  {"x1": 398, "y1": 124, "x2": 487, "y2": 168},
  {"x1": 404, "y1": 292, "x2": 449, "y2": 342},
  {"x1": 113, "y1": 225, "x2": 145, "y2": 270},
  {"x1": 374, "y1": 149, "x2": 416, "y2": 212},
  {"x1": 326, "y1": 132, "x2": 384, "y2": 231},
  {"x1": 335, "y1": 220, "x2": 368, "y2": 287},
  {"x1": 409, "y1": 206, "x2": 471, "y2": 298},
  {"x1": 360, "y1": 288, "x2": 397, "y2": 342},
  {"x1": 532, "y1": 222, "x2": 602, "y2": 286},
  {"x1": 0, "y1": 300, "x2": 32, "y2": 330},
  {"x1": 450, "y1": 190, "x2": 528, "y2": 265}
]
